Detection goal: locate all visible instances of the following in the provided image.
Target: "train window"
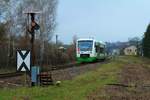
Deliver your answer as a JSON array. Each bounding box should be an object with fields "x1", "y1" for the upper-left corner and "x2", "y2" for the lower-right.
[
  {"x1": 100, "y1": 47, "x2": 104, "y2": 53},
  {"x1": 95, "y1": 46, "x2": 98, "y2": 53},
  {"x1": 78, "y1": 40, "x2": 93, "y2": 51},
  {"x1": 95, "y1": 43, "x2": 99, "y2": 53}
]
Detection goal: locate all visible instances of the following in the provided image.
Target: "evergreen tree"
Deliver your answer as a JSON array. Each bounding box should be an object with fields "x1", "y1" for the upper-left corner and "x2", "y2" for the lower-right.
[{"x1": 143, "y1": 24, "x2": 150, "y2": 58}]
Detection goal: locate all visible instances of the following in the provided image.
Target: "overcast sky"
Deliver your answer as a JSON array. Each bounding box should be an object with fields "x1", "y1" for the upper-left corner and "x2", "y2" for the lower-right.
[{"x1": 54, "y1": 0, "x2": 150, "y2": 44}]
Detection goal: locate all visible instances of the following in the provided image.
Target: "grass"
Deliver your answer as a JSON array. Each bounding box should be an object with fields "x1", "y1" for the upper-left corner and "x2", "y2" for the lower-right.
[{"x1": 0, "y1": 56, "x2": 137, "y2": 100}]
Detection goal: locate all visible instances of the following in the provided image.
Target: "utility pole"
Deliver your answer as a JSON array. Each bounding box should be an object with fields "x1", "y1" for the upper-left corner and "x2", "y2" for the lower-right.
[{"x1": 56, "y1": 34, "x2": 58, "y2": 46}]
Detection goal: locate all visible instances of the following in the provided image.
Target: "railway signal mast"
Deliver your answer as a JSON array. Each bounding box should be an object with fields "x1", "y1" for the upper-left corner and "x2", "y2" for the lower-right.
[
  {"x1": 23, "y1": 10, "x2": 41, "y2": 86},
  {"x1": 24, "y1": 10, "x2": 41, "y2": 67}
]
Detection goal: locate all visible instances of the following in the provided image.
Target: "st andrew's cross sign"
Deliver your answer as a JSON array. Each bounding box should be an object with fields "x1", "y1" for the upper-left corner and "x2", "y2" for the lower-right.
[{"x1": 17, "y1": 50, "x2": 31, "y2": 72}]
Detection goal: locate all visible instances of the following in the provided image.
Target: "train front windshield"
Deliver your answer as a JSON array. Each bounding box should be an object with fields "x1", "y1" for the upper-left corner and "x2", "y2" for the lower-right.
[{"x1": 78, "y1": 40, "x2": 93, "y2": 51}]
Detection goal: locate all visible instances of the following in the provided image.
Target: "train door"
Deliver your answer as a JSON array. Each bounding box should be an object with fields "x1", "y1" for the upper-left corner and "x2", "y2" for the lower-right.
[
  {"x1": 95, "y1": 43, "x2": 101, "y2": 59},
  {"x1": 99, "y1": 45, "x2": 106, "y2": 60}
]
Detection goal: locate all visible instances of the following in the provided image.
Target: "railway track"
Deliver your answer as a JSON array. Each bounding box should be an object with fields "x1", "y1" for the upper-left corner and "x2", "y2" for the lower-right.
[
  {"x1": 49, "y1": 60, "x2": 111, "y2": 81},
  {"x1": 51, "y1": 59, "x2": 110, "y2": 71},
  {"x1": 0, "y1": 72, "x2": 23, "y2": 78},
  {"x1": 0, "y1": 59, "x2": 110, "y2": 79},
  {"x1": 51, "y1": 62, "x2": 79, "y2": 70},
  {"x1": 0, "y1": 60, "x2": 110, "y2": 87},
  {"x1": 0, "y1": 63, "x2": 99, "y2": 79}
]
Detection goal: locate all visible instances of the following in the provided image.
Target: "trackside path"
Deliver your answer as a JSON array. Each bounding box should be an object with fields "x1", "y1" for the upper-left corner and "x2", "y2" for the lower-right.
[{"x1": 88, "y1": 56, "x2": 150, "y2": 100}]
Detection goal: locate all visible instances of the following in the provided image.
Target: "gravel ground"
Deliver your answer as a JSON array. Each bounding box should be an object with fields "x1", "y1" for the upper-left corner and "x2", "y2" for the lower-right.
[
  {"x1": 51, "y1": 62, "x2": 103, "y2": 81},
  {"x1": 0, "y1": 76, "x2": 25, "y2": 88}
]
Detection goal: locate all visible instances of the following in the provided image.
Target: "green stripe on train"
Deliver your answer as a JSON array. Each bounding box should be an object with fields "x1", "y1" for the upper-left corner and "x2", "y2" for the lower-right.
[{"x1": 76, "y1": 57, "x2": 97, "y2": 63}]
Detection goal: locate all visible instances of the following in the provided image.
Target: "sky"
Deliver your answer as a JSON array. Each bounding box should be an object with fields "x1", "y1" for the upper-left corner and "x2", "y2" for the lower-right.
[{"x1": 55, "y1": 0, "x2": 150, "y2": 44}]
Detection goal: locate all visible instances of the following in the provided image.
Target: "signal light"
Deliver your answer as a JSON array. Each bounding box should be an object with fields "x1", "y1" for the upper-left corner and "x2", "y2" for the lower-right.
[
  {"x1": 28, "y1": 21, "x2": 40, "y2": 34},
  {"x1": 31, "y1": 21, "x2": 40, "y2": 30},
  {"x1": 27, "y1": 13, "x2": 41, "y2": 44}
]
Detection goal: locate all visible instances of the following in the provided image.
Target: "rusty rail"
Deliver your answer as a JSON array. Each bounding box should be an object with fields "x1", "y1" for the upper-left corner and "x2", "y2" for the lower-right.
[{"x1": 0, "y1": 72, "x2": 23, "y2": 78}]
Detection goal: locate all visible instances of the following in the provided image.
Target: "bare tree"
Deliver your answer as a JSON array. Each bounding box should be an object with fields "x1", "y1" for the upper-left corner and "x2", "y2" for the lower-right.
[{"x1": 0, "y1": 0, "x2": 58, "y2": 67}]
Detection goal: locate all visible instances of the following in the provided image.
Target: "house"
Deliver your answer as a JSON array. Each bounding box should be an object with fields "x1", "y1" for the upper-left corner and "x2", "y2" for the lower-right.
[{"x1": 124, "y1": 45, "x2": 137, "y2": 55}]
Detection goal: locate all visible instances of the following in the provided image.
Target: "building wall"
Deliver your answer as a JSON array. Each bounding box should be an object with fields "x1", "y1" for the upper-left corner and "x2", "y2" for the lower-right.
[{"x1": 124, "y1": 46, "x2": 137, "y2": 56}]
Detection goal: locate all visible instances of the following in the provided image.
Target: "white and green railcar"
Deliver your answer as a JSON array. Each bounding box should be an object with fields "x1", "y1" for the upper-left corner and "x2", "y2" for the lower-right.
[{"x1": 76, "y1": 38, "x2": 107, "y2": 63}]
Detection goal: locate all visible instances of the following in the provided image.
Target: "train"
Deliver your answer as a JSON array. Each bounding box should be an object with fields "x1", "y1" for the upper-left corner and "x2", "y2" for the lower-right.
[{"x1": 76, "y1": 38, "x2": 107, "y2": 63}]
